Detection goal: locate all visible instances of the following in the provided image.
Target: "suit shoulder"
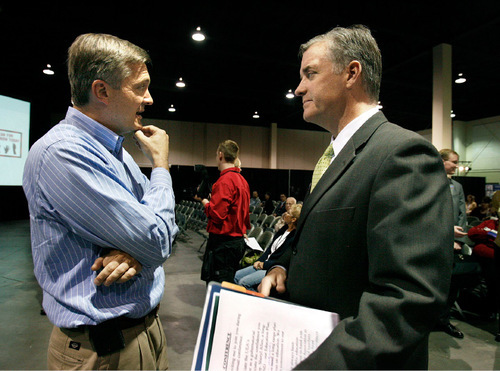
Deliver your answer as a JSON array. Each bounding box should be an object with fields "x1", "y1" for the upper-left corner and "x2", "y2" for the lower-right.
[{"x1": 376, "y1": 121, "x2": 428, "y2": 144}]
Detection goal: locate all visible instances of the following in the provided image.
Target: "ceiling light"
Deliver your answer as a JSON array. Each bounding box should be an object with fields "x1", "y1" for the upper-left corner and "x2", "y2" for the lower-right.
[
  {"x1": 43, "y1": 64, "x2": 54, "y2": 75},
  {"x1": 455, "y1": 73, "x2": 466, "y2": 84},
  {"x1": 253, "y1": 111, "x2": 260, "y2": 119},
  {"x1": 192, "y1": 27, "x2": 205, "y2": 42},
  {"x1": 376, "y1": 101, "x2": 383, "y2": 109},
  {"x1": 176, "y1": 77, "x2": 186, "y2": 88},
  {"x1": 450, "y1": 110, "x2": 455, "y2": 118},
  {"x1": 286, "y1": 89, "x2": 294, "y2": 99},
  {"x1": 168, "y1": 104, "x2": 176, "y2": 112}
]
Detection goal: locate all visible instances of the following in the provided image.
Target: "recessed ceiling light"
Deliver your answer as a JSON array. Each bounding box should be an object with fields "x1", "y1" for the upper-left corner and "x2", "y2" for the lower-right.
[
  {"x1": 286, "y1": 89, "x2": 294, "y2": 99},
  {"x1": 253, "y1": 111, "x2": 259, "y2": 119},
  {"x1": 377, "y1": 101, "x2": 383, "y2": 109},
  {"x1": 192, "y1": 27, "x2": 205, "y2": 42},
  {"x1": 450, "y1": 110, "x2": 455, "y2": 118},
  {"x1": 176, "y1": 77, "x2": 186, "y2": 88},
  {"x1": 168, "y1": 104, "x2": 176, "y2": 112},
  {"x1": 43, "y1": 64, "x2": 54, "y2": 75},
  {"x1": 455, "y1": 73, "x2": 466, "y2": 84}
]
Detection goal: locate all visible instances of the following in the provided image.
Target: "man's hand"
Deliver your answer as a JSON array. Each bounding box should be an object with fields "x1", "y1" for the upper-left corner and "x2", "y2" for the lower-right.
[
  {"x1": 258, "y1": 267, "x2": 287, "y2": 297},
  {"x1": 92, "y1": 250, "x2": 142, "y2": 286},
  {"x1": 134, "y1": 126, "x2": 169, "y2": 169},
  {"x1": 453, "y1": 241, "x2": 463, "y2": 252},
  {"x1": 454, "y1": 225, "x2": 467, "y2": 238}
]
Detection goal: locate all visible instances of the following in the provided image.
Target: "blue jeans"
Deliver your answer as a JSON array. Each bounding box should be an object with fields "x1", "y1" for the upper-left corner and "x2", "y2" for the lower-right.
[{"x1": 234, "y1": 265, "x2": 266, "y2": 290}]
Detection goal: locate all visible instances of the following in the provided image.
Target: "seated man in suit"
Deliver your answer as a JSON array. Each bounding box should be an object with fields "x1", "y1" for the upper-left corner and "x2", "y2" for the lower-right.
[{"x1": 259, "y1": 25, "x2": 453, "y2": 369}]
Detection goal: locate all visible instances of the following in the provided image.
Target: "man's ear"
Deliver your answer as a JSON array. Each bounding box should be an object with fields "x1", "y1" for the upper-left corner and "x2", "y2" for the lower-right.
[
  {"x1": 91, "y1": 80, "x2": 110, "y2": 105},
  {"x1": 345, "y1": 60, "x2": 362, "y2": 89}
]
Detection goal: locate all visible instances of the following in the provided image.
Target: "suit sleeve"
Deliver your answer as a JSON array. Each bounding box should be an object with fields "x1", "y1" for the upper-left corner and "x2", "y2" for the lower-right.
[
  {"x1": 453, "y1": 181, "x2": 467, "y2": 244},
  {"x1": 296, "y1": 137, "x2": 454, "y2": 369}
]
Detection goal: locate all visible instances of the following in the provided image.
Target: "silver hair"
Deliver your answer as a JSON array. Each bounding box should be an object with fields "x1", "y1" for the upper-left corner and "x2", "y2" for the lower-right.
[{"x1": 299, "y1": 25, "x2": 382, "y2": 102}]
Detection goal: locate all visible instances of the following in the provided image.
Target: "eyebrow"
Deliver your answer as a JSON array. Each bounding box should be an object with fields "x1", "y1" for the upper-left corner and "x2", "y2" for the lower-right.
[{"x1": 300, "y1": 65, "x2": 313, "y2": 77}]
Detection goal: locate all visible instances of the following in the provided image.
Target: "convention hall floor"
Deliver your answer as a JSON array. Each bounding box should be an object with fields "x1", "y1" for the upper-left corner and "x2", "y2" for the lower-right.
[{"x1": 1, "y1": 219, "x2": 499, "y2": 370}]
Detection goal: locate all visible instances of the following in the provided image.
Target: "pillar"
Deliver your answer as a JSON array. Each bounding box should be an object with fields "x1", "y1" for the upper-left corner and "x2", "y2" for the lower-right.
[{"x1": 432, "y1": 43, "x2": 453, "y2": 150}]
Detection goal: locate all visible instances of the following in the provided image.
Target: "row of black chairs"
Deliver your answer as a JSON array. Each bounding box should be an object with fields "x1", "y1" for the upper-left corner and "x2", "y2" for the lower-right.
[{"x1": 175, "y1": 199, "x2": 280, "y2": 252}]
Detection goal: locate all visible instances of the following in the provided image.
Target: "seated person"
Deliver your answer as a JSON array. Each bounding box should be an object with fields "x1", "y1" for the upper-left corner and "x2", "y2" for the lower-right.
[
  {"x1": 235, "y1": 204, "x2": 302, "y2": 290},
  {"x1": 468, "y1": 217, "x2": 498, "y2": 318},
  {"x1": 273, "y1": 194, "x2": 287, "y2": 216},
  {"x1": 466, "y1": 194, "x2": 477, "y2": 216},
  {"x1": 250, "y1": 191, "x2": 261, "y2": 207},
  {"x1": 274, "y1": 197, "x2": 297, "y2": 231},
  {"x1": 261, "y1": 192, "x2": 275, "y2": 215}
]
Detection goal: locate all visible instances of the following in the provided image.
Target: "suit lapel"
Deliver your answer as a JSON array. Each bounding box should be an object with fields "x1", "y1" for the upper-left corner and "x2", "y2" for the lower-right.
[{"x1": 296, "y1": 111, "x2": 389, "y2": 234}]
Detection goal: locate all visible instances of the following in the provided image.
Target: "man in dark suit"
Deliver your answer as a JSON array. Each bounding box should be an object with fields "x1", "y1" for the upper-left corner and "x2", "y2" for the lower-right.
[
  {"x1": 259, "y1": 25, "x2": 454, "y2": 369},
  {"x1": 436, "y1": 149, "x2": 468, "y2": 338}
]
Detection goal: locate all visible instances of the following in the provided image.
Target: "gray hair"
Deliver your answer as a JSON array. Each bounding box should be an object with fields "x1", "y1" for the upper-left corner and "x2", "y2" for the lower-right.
[
  {"x1": 299, "y1": 25, "x2": 382, "y2": 103},
  {"x1": 68, "y1": 33, "x2": 151, "y2": 106}
]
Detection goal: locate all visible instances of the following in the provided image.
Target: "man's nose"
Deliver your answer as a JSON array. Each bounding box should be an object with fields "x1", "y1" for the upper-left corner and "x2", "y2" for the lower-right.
[
  {"x1": 144, "y1": 89, "x2": 154, "y2": 105},
  {"x1": 295, "y1": 80, "x2": 305, "y2": 96}
]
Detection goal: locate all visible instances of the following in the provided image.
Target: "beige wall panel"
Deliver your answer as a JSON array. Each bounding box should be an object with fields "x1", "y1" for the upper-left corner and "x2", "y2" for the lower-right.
[{"x1": 276, "y1": 128, "x2": 331, "y2": 170}]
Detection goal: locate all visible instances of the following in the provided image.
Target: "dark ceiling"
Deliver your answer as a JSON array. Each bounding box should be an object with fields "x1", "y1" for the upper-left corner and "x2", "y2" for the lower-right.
[{"x1": 1, "y1": 2, "x2": 499, "y2": 140}]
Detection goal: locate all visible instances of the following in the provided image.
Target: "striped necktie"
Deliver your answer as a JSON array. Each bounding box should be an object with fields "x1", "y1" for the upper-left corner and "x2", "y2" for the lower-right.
[{"x1": 311, "y1": 144, "x2": 334, "y2": 192}]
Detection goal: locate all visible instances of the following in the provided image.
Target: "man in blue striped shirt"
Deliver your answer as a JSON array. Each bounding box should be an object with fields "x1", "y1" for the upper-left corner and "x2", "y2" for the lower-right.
[{"x1": 23, "y1": 33, "x2": 178, "y2": 370}]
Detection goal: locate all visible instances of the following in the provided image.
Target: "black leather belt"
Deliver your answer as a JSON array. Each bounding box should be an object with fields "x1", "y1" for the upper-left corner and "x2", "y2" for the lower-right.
[{"x1": 63, "y1": 305, "x2": 160, "y2": 333}]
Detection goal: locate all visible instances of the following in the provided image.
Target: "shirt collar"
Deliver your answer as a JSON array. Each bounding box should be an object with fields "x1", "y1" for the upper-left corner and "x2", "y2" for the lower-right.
[
  {"x1": 331, "y1": 107, "x2": 379, "y2": 159},
  {"x1": 65, "y1": 106, "x2": 124, "y2": 161},
  {"x1": 220, "y1": 167, "x2": 240, "y2": 176}
]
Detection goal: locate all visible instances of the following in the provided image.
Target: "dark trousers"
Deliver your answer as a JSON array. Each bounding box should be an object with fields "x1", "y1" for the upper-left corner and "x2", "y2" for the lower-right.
[{"x1": 201, "y1": 233, "x2": 245, "y2": 284}]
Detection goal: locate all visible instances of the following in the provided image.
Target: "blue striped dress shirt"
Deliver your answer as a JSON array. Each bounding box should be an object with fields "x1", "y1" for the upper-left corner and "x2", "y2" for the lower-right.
[{"x1": 23, "y1": 107, "x2": 178, "y2": 328}]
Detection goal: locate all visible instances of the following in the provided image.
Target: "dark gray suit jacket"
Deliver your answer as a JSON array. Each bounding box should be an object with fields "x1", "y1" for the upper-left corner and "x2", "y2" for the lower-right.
[{"x1": 279, "y1": 112, "x2": 454, "y2": 369}]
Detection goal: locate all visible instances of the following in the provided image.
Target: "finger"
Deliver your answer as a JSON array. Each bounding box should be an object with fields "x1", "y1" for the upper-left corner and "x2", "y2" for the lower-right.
[
  {"x1": 94, "y1": 261, "x2": 119, "y2": 286},
  {"x1": 103, "y1": 263, "x2": 130, "y2": 286},
  {"x1": 258, "y1": 275, "x2": 273, "y2": 297},
  {"x1": 139, "y1": 125, "x2": 162, "y2": 137},
  {"x1": 116, "y1": 268, "x2": 137, "y2": 283},
  {"x1": 275, "y1": 273, "x2": 287, "y2": 294},
  {"x1": 91, "y1": 257, "x2": 104, "y2": 271}
]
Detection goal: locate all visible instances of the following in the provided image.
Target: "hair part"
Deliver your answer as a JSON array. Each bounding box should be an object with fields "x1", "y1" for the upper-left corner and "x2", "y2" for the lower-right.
[
  {"x1": 68, "y1": 33, "x2": 151, "y2": 107},
  {"x1": 217, "y1": 140, "x2": 239, "y2": 163},
  {"x1": 299, "y1": 24, "x2": 382, "y2": 103}
]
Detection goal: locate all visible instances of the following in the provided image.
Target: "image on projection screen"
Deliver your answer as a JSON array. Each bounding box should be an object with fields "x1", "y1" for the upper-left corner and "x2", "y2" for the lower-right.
[{"x1": 0, "y1": 95, "x2": 31, "y2": 186}]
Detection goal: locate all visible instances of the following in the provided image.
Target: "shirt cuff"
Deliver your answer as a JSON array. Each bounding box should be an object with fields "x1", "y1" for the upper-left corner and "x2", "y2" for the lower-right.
[{"x1": 150, "y1": 167, "x2": 173, "y2": 188}]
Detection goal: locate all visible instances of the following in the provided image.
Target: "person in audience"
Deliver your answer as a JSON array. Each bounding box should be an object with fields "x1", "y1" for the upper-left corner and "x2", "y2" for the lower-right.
[
  {"x1": 273, "y1": 193, "x2": 287, "y2": 216},
  {"x1": 491, "y1": 190, "x2": 500, "y2": 218},
  {"x1": 22, "y1": 33, "x2": 178, "y2": 369},
  {"x1": 466, "y1": 194, "x2": 477, "y2": 215},
  {"x1": 258, "y1": 25, "x2": 453, "y2": 369},
  {"x1": 261, "y1": 192, "x2": 275, "y2": 215},
  {"x1": 234, "y1": 157, "x2": 242, "y2": 170},
  {"x1": 274, "y1": 197, "x2": 297, "y2": 231},
  {"x1": 468, "y1": 217, "x2": 498, "y2": 319},
  {"x1": 250, "y1": 191, "x2": 261, "y2": 207},
  {"x1": 235, "y1": 204, "x2": 302, "y2": 290},
  {"x1": 435, "y1": 149, "x2": 467, "y2": 338},
  {"x1": 480, "y1": 196, "x2": 493, "y2": 219},
  {"x1": 195, "y1": 140, "x2": 251, "y2": 284}
]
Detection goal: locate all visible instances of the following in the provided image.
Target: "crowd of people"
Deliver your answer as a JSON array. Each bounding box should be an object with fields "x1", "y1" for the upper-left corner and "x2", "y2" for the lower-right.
[{"x1": 22, "y1": 26, "x2": 498, "y2": 371}]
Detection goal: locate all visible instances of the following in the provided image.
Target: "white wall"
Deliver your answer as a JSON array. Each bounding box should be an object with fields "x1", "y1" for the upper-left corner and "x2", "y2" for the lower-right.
[
  {"x1": 417, "y1": 115, "x2": 500, "y2": 183},
  {"x1": 462, "y1": 116, "x2": 500, "y2": 183},
  {"x1": 124, "y1": 118, "x2": 331, "y2": 171}
]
